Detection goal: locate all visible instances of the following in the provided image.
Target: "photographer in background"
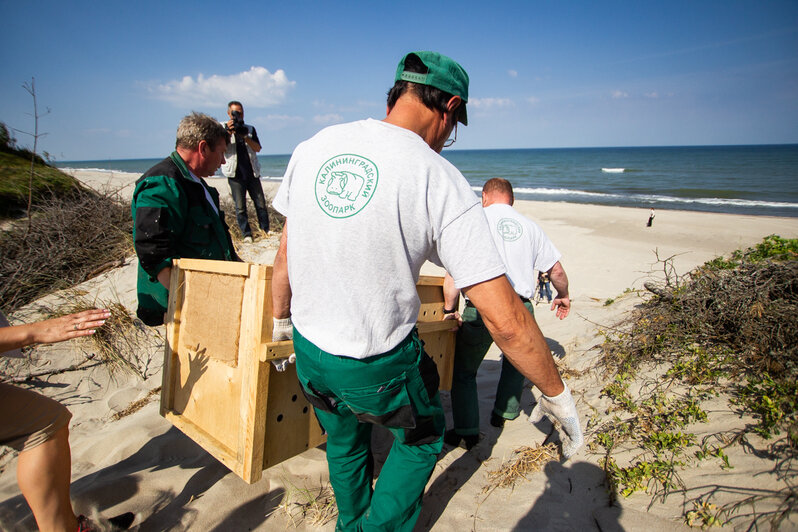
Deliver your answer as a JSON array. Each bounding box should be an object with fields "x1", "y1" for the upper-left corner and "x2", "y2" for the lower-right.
[{"x1": 221, "y1": 101, "x2": 270, "y2": 242}]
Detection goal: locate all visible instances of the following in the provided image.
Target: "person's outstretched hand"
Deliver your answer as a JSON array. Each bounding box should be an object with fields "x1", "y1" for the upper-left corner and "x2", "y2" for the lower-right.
[
  {"x1": 529, "y1": 382, "x2": 583, "y2": 458},
  {"x1": 1, "y1": 308, "x2": 111, "y2": 354},
  {"x1": 550, "y1": 296, "x2": 570, "y2": 320}
]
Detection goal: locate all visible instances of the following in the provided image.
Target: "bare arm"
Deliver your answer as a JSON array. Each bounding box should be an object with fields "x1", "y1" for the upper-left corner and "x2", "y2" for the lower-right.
[
  {"x1": 272, "y1": 221, "x2": 292, "y2": 319},
  {"x1": 547, "y1": 261, "x2": 570, "y2": 319},
  {"x1": 157, "y1": 267, "x2": 172, "y2": 290},
  {"x1": 464, "y1": 275, "x2": 563, "y2": 397},
  {"x1": 0, "y1": 308, "x2": 110, "y2": 353},
  {"x1": 245, "y1": 136, "x2": 262, "y2": 153},
  {"x1": 442, "y1": 272, "x2": 462, "y2": 327}
]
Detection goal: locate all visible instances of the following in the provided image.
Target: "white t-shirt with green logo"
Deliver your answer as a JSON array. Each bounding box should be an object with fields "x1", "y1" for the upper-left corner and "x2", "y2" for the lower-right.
[
  {"x1": 273, "y1": 119, "x2": 505, "y2": 358},
  {"x1": 483, "y1": 203, "x2": 561, "y2": 299}
]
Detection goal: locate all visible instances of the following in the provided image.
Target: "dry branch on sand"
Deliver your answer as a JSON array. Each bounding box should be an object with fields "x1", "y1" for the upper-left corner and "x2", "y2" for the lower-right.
[
  {"x1": 483, "y1": 443, "x2": 560, "y2": 492},
  {"x1": 111, "y1": 387, "x2": 162, "y2": 421},
  {"x1": 0, "y1": 189, "x2": 132, "y2": 314}
]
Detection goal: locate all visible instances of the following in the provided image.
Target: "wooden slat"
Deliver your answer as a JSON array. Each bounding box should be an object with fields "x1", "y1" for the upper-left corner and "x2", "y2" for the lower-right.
[
  {"x1": 416, "y1": 321, "x2": 458, "y2": 334},
  {"x1": 175, "y1": 258, "x2": 251, "y2": 276},
  {"x1": 261, "y1": 341, "x2": 295, "y2": 361},
  {"x1": 161, "y1": 265, "x2": 185, "y2": 417},
  {"x1": 238, "y1": 267, "x2": 269, "y2": 483},
  {"x1": 416, "y1": 275, "x2": 444, "y2": 286}
]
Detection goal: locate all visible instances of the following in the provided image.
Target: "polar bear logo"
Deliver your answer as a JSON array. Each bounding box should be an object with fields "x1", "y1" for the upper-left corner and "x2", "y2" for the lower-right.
[
  {"x1": 497, "y1": 218, "x2": 523, "y2": 241},
  {"x1": 326, "y1": 171, "x2": 365, "y2": 202}
]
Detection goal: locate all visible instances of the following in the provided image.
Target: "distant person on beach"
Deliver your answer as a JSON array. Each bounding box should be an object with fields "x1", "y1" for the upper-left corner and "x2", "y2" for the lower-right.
[
  {"x1": 538, "y1": 270, "x2": 552, "y2": 303},
  {"x1": 270, "y1": 51, "x2": 582, "y2": 530},
  {"x1": 443, "y1": 177, "x2": 573, "y2": 450},
  {"x1": 0, "y1": 308, "x2": 134, "y2": 531},
  {"x1": 132, "y1": 112, "x2": 239, "y2": 326},
  {"x1": 647, "y1": 208, "x2": 655, "y2": 227},
  {"x1": 221, "y1": 101, "x2": 270, "y2": 242}
]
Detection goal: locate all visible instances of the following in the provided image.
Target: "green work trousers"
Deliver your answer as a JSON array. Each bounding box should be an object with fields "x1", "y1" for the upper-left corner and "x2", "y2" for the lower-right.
[
  {"x1": 293, "y1": 327, "x2": 444, "y2": 532},
  {"x1": 450, "y1": 301, "x2": 534, "y2": 436}
]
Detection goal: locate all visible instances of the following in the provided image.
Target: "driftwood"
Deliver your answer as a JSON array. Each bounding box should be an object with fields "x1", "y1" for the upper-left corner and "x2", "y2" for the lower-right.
[
  {"x1": 2, "y1": 358, "x2": 103, "y2": 384},
  {"x1": 644, "y1": 281, "x2": 673, "y2": 301}
]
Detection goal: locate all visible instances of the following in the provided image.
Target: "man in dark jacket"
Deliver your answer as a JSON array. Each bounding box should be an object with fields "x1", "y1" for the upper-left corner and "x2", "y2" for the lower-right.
[{"x1": 132, "y1": 112, "x2": 239, "y2": 326}]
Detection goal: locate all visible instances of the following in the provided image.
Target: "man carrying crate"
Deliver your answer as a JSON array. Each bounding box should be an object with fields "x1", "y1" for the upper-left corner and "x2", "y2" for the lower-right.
[
  {"x1": 271, "y1": 51, "x2": 583, "y2": 531},
  {"x1": 132, "y1": 112, "x2": 239, "y2": 326}
]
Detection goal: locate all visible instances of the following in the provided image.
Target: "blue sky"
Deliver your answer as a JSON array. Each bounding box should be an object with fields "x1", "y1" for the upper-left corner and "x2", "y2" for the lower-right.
[{"x1": 1, "y1": 0, "x2": 796, "y2": 160}]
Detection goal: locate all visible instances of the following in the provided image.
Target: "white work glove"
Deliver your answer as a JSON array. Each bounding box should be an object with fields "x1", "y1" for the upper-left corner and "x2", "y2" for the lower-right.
[
  {"x1": 529, "y1": 382, "x2": 584, "y2": 458},
  {"x1": 271, "y1": 317, "x2": 295, "y2": 372},
  {"x1": 272, "y1": 317, "x2": 293, "y2": 341}
]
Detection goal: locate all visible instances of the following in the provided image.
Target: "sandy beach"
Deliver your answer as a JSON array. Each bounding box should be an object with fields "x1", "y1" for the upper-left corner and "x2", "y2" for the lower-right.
[{"x1": 1, "y1": 169, "x2": 796, "y2": 531}]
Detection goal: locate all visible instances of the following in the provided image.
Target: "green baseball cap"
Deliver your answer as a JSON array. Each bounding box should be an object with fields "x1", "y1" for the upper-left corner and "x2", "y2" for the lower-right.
[{"x1": 395, "y1": 51, "x2": 469, "y2": 125}]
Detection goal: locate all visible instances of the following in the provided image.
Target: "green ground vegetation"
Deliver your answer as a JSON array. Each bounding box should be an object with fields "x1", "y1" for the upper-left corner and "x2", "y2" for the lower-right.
[
  {"x1": 592, "y1": 236, "x2": 797, "y2": 529},
  {"x1": 0, "y1": 122, "x2": 82, "y2": 218}
]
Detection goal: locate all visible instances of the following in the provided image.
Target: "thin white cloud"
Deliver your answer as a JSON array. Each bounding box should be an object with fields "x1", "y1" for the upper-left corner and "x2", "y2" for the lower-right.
[
  {"x1": 313, "y1": 113, "x2": 344, "y2": 125},
  {"x1": 149, "y1": 66, "x2": 295, "y2": 107},
  {"x1": 611, "y1": 90, "x2": 629, "y2": 99},
  {"x1": 469, "y1": 97, "x2": 514, "y2": 109},
  {"x1": 645, "y1": 92, "x2": 659, "y2": 99},
  {"x1": 313, "y1": 99, "x2": 379, "y2": 113},
  {"x1": 527, "y1": 96, "x2": 540, "y2": 105},
  {"x1": 256, "y1": 114, "x2": 305, "y2": 130},
  {"x1": 508, "y1": 69, "x2": 518, "y2": 78}
]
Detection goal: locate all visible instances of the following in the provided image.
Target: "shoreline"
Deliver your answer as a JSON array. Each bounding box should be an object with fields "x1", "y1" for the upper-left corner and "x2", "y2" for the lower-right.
[{"x1": 60, "y1": 165, "x2": 798, "y2": 219}]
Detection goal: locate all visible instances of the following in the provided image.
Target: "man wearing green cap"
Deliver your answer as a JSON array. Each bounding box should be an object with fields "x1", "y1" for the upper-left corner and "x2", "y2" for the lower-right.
[{"x1": 271, "y1": 51, "x2": 582, "y2": 531}]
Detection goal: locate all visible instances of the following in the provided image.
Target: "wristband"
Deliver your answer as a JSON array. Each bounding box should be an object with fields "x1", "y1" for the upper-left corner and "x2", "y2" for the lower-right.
[{"x1": 443, "y1": 307, "x2": 457, "y2": 314}]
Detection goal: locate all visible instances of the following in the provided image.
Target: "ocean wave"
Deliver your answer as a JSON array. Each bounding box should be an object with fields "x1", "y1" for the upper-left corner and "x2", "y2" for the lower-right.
[
  {"x1": 601, "y1": 168, "x2": 625, "y2": 173},
  {"x1": 59, "y1": 167, "x2": 119, "y2": 173},
  {"x1": 471, "y1": 186, "x2": 798, "y2": 209}
]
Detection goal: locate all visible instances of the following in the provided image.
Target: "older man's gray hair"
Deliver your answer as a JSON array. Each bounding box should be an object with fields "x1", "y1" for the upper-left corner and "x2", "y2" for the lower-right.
[{"x1": 175, "y1": 112, "x2": 228, "y2": 150}]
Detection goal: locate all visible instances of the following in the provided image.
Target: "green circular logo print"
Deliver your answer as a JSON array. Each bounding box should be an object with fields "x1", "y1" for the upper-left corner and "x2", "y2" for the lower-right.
[
  {"x1": 315, "y1": 154, "x2": 379, "y2": 218},
  {"x1": 497, "y1": 218, "x2": 523, "y2": 241}
]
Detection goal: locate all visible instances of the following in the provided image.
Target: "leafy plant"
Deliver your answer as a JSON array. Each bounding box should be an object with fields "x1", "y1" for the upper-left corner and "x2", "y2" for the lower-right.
[{"x1": 735, "y1": 374, "x2": 798, "y2": 438}]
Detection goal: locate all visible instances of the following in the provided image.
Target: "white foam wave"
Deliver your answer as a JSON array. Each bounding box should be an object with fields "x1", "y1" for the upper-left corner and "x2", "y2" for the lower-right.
[
  {"x1": 59, "y1": 167, "x2": 118, "y2": 173},
  {"x1": 470, "y1": 185, "x2": 798, "y2": 209},
  {"x1": 601, "y1": 168, "x2": 625, "y2": 173}
]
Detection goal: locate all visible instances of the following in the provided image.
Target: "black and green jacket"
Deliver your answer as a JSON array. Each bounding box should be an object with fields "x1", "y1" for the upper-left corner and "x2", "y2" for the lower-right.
[{"x1": 132, "y1": 151, "x2": 238, "y2": 326}]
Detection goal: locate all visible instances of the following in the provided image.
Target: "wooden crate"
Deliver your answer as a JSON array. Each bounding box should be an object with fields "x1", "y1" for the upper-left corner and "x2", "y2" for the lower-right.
[{"x1": 160, "y1": 258, "x2": 455, "y2": 483}]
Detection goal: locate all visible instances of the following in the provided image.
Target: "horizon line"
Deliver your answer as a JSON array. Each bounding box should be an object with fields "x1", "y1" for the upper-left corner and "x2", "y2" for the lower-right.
[{"x1": 54, "y1": 142, "x2": 798, "y2": 163}]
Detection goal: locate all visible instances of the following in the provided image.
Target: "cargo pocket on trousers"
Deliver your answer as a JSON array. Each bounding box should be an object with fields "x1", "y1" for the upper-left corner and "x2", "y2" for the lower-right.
[
  {"x1": 340, "y1": 377, "x2": 416, "y2": 429},
  {"x1": 403, "y1": 350, "x2": 442, "y2": 446},
  {"x1": 299, "y1": 381, "x2": 337, "y2": 413},
  {"x1": 298, "y1": 381, "x2": 336, "y2": 436}
]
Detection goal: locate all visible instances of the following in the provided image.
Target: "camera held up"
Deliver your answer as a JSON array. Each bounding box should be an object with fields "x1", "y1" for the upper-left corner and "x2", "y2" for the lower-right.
[{"x1": 230, "y1": 110, "x2": 248, "y2": 136}]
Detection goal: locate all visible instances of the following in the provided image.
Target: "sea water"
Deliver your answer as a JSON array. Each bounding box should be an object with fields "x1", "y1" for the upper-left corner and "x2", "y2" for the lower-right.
[{"x1": 57, "y1": 144, "x2": 798, "y2": 217}]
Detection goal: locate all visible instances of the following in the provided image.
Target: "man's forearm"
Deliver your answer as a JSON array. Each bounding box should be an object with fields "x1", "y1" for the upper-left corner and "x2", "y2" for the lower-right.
[
  {"x1": 272, "y1": 222, "x2": 292, "y2": 319},
  {"x1": 443, "y1": 273, "x2": 459, "y2": 311},
  {"x1": 548, "y1": 261, "x2": 569, "y2": 297},
  {"x1": 157, "y1": 266, "x2": 172, "y2": 290},
  {"x1": 464, "y1": 275, "x2": 564, "y2": 396},
  {"x1": 245, "y1": 136, "x2": 262, "y2": 153}
]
